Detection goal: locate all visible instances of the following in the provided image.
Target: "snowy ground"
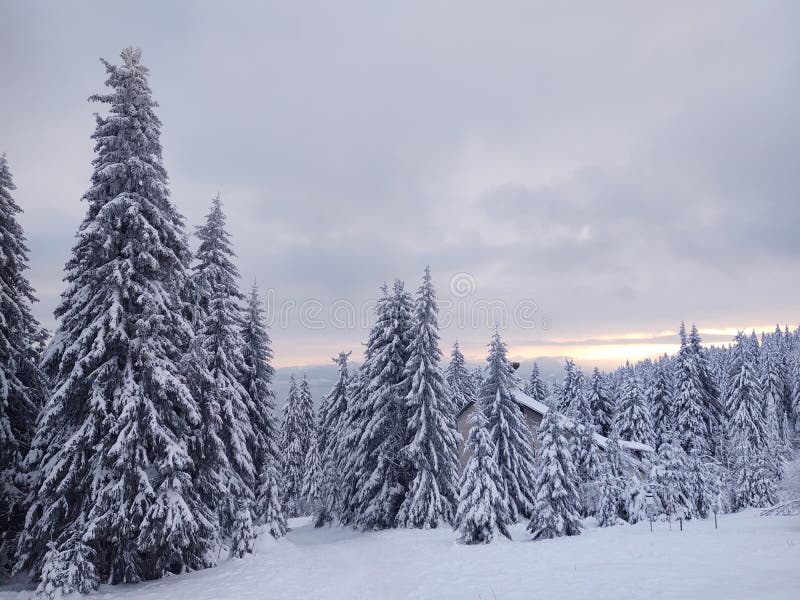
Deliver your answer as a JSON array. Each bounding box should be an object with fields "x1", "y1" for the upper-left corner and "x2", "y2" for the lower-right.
[{"x1": 3, "y1": 456, "x2": 799, "y2": 600}]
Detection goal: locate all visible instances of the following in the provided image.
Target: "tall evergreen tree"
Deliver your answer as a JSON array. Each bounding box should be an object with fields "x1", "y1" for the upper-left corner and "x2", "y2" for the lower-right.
[
  {"x1": 570, "y1": 376, "x2": 601, "y2": 485},
  {"x1": 727, "y1": 332, "x2": 767, "y2": 450},
  {"x1": 298, "y1": 374, "x2": 316, "y2": 455},
  {"x1": 17, "y1": 48, "x2": 214, "y2": 592},
  {"x1": 673, "y1": 324, "x2": 710, "y2": 454},
  {"x1": 762, "y1": 336, "x2": 788, "y2": 448},
  {"x1": 688, "y1": 324, "x2": 723, "y2": 407},
  {"x1": 349, "y1": 281, "x2": 413, "y2": 530},
  {"x1": 336, "y1": 366, "x2": 368, "y2": 526},
  {"x1": 192, "y1": 195, "x2": 256, "y2": 544},
  {"x1": 0, "y1": 154, "x2": 43, "y2": 571},
  {"x1": 482, "y1": 331, "x2": 536, "y2": 521},
  {"x1": 648, "y1": 356, "x2": 673, "y2": 450},
  {"x1": 527, "y1": 409, "x2": 582, "y2": 540},
  {"x1": 472, "y1": 367, "x2": 485, "y2": 403},
  {"x1": 446, "y1": 341, "x2": 475, "y2": 412},
  {"x1": 454, "y1": 407, "x2": 511, "y2": 544},
  {"x1": 315, "y1": 351, "x2": 350, "y2": 527},
  {"x1": 726, "y1": 332, "x2": 777, "y2": 509},
  {"x1": 588, "y1": 367, "x2": 614, "y2": 436},
  {"x1": 240, "y1": 284, "x2": 286, "y2": 537},
  {"x1": 281, "y1": 375, "x2": 307, "y2": 517},
  {"x1": 558, "y1": 358, "x2": 583, "y2": 415},
  {"x1": 792, "y1": 360, "x2": 800, "y2": 435},
  {"x1": 397, "y1": 268, "x2": 460, "y2": 528},
  {"x1": 302, "y1": 428, "x2": 321, "y2": 514},
  {"x1": 616, "y1": 363, "x2": 654, "y2": 446}
]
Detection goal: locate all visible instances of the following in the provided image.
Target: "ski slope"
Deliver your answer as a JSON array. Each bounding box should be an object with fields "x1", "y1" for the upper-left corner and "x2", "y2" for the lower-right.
[{"x1": 3, "y1": 453, "x2": 799, "y2": 600}]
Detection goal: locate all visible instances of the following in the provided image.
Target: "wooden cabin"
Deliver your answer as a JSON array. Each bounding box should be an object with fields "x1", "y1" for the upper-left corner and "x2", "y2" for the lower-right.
[{"x1": 456, "y1": 388, "x2": 653, "y2": 471}]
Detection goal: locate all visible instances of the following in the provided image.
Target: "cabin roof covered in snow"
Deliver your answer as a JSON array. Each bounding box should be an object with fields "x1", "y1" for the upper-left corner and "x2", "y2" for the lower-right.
[{"x1": 459, "y1": 388, "x2": 654, "y2": 454}]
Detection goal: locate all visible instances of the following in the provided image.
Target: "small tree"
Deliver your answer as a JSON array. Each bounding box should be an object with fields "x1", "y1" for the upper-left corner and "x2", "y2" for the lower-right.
[
  {"x1": 651, "y1": 432, "x2": 695, "y2": 523},
  {"x1": 527, "y1": 409, "x2": 582, "y2": 540},
  {"x1": 595, "y1": 466, "x2": 624, "y2": 527},
  {"x1": 36, "y1": 536, "x2": 98, "y2": 599},
  {"x1": 229, "y1": 501, "x2": 256, "y2": 559},
  {"x1": 255, "y1": 460, "x2": 287, "y2": 538}
]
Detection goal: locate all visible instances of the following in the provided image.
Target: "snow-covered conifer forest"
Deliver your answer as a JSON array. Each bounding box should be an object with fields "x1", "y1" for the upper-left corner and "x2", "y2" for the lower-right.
[{"x1": 1, "y1": 45, "x2": 799, "y2": 600}]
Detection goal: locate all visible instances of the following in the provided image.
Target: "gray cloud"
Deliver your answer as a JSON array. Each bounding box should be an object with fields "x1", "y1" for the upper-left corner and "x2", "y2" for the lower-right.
[{"x1": 1, "y1": 0, "x2": 798, "y2": 368}]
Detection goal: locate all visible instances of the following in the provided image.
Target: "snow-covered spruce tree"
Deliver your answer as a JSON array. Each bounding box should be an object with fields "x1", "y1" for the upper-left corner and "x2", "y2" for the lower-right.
[
  {"x1": 17, "y1": 48, "x2": 214, "y2": 590},
  {"x1": 192, "y1": 195, "x2": 256, "y2": 544},
  {"x1": 686, "y1": 449, "x2": 714, "y2": 519},
  {"x1": 648, "y1": 356, "x2": 673, "y2": 450},
  {"x1": 727, "y1": 332, "x2": 767, "y2": 451},
  {"x1": 302, "y1": 428, "x2": 322, "y2": 514},
  {"x1": 0, "y1": 154, "x2": 44, "y2": 572},
  {"x1": 792, "y1": 360, "x2": 800, "y2": 434},
  {"x1": 36, "y1": 536, "x2": 97, "y2": 599},
  {"x1": 776, "y1": 325, "x2": 795, "y2": 424},
  {"x1": 446, "y1": 341, "x2": 475, "y2": 412},
  {"x1": 229, "y1": 499, "x2": 255, "y2": 559},
  {"x1": 602, "y1": 421, "x2": 648, "y2": 524},
  {"x1": 651, "y1": 431, "x2": 695, "y2": 521},
  {"x1": 732, "y1": 445, "x2": 777, "y2": 509},
  {"x1": 595, "y1": 428, "x2": 628, "y2": 524},
  {"x1": 571, "y1": 384, "x2": 601, "y2": 488},
  {"x1": 335, "y1": 366, "x2": 367, "y2": 526},
  {"x1": 726, "y1": 332, "x2": 780, "y2": 509},
  {"x1": 472, "y1": 367, "x2": 485, "y2": 402},
  {"x1": 688, "y1": 324, "x2": 725, "y2": 441},
  {"x1": 397, "y1": 268, "x2": 460, "y2": 528},
  {"x1": 674, "y1": 323, "x2": 711, "y2": 455},
  {"x1": 527, "y1": 408, "x2": 582, "y2": 540},
  {"x1": 588, "y1": 367, "x2": 614, "y2": 436},
  {"x1": 482, "y1": 331, "x2": 536, "y2": 521},
  {"x1": 762, "y1": 337, "x2": 789, "y2": 452},
  {"x1": 350, "y1": 281, "x2": 413, "y2": 530},
  {"x1": 557, "y1": 358, "x2": 583, "y2": 415},
  {"x1": 240, "y1": 284, "x2": 286, "y2": 537},
  {"x1": 454, "y1": 407, "x2": 511, "y2": 544},
  {"x1": 298, "y1": 374, "x2": 316, "y2": 454},
  {"x1": 281, "y1": 375, "x2": 307, "y2": 517},
  {"x1": 616, "y1": 362, "x2": 654, "y2": 446},
  {"x1": 315, "y1": 351, "x2": 350, "y2": 527},
  {"x1": 524, "y1": 362, "x2": 547, "y2": 407},
  {"x1": 595, "y1": 463, "x2": 624, "y2": 527}
]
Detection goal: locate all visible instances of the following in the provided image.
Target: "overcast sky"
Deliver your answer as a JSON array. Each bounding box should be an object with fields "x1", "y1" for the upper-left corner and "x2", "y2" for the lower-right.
[{"x1": 2, "y1": 1, "x2": 798, "y2": 371}]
